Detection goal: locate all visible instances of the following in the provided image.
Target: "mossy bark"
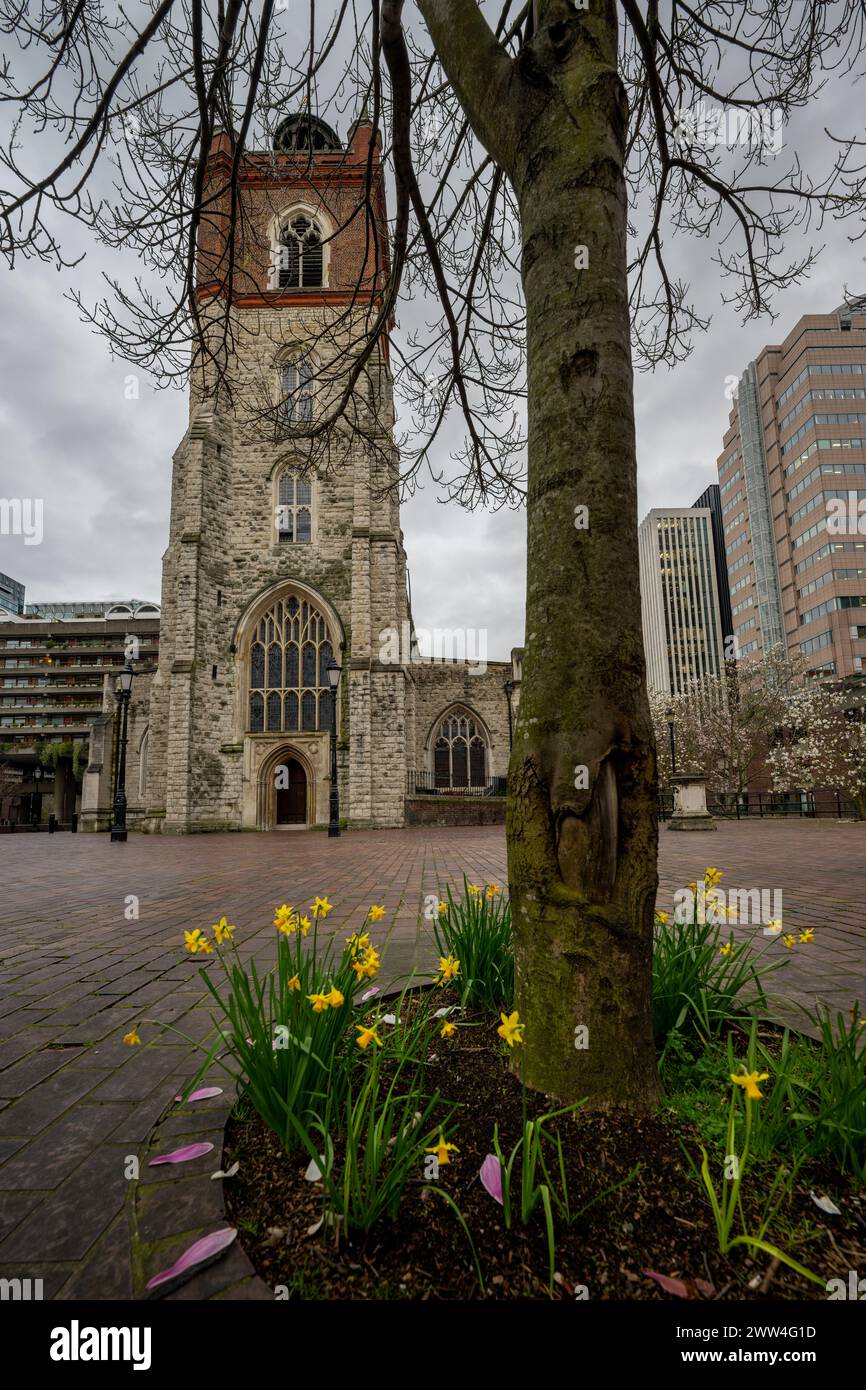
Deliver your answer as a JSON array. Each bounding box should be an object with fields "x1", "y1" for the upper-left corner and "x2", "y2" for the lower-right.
[{"x1": 418, "y1": 0, "x2": 660, "y2": 1109}]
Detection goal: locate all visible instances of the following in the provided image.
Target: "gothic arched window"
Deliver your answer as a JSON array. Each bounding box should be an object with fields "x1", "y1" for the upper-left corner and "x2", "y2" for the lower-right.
[
  {"x1": 277, "y1": 215, "x2": 324, "y2": 289},
  {"x1": 276, "y1": 468, "x2": 312, "y2": 543},
  {"x1": 279, "y1": 360, "x2": 314, "y2": 426},
  {"x1": 433, "y1": 708, "x2": 489, "y2": 788},
  {"x1": 248, "y1": 595, "x2": 334, "y2": 734}
]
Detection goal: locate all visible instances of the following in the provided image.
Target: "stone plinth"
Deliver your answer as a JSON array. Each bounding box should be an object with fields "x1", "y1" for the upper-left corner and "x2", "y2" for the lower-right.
[{"x1": 667, "y1": 773, "x2": 716, "y2": 831}]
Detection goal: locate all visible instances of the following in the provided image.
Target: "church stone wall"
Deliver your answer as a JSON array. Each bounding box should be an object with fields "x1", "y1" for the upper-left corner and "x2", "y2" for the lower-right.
[{"x1": 410, "y1": 660, "x2": 513, "y2": 781}]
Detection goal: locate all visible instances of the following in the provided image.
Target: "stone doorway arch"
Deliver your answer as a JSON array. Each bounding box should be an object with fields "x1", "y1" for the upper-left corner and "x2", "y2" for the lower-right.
[{"x1": 257, "y1": 745, "x2": 314, "y2": 829}]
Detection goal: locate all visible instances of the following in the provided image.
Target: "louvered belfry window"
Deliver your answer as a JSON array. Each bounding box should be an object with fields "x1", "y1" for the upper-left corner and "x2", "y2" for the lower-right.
[
  {"x1": 278, "y1": 215, "x2": 324, "y2": 289},
  {"x1": 248, "y1": 596, "x2": 333, "y2": 734}
]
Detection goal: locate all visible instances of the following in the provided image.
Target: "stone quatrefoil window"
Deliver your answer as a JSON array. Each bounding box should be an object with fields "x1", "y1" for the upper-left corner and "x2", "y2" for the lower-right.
[
  {"x1": 434, "y1": 709, "x2": 488, "y2": 788},
  {"x1": 276, "y1": 469, "x2": 312, "y2": 543},
  {"x1": 248, "y1": 596, "x2": 333, "y2": 734}
]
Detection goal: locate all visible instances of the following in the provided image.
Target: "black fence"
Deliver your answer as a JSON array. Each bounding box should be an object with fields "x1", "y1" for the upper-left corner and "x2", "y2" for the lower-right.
[
  {"x1": 658, "y1": 791, "x2": 859, "y2": 820},
  {"x1": 0, "y1": 814, "x2": 78, "y2": 833},
  {"x1": 407, "y1": 771, "x2": 507, "y2": 798}
]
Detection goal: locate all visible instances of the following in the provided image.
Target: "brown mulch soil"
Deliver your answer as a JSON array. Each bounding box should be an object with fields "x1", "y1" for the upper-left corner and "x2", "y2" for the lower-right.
[{"x1": 224, "y1": 1008, "x2": 866, "y2": 1300}]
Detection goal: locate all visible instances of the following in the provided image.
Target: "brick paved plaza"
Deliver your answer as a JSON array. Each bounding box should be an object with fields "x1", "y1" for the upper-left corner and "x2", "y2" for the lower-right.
[{"x1": 0, "y1": 820, "x2": 863, "y2": 1298}]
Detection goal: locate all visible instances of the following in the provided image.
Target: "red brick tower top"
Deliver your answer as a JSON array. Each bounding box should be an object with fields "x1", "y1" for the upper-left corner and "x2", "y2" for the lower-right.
[{"x1": 195, "y1": 108, "x2": 390, "y2": 310}]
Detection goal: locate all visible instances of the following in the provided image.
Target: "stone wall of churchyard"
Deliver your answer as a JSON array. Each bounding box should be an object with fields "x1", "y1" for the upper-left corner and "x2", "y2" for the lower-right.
[{"x1": 405, "y1": 796, "x2": 506, "y2": 827}]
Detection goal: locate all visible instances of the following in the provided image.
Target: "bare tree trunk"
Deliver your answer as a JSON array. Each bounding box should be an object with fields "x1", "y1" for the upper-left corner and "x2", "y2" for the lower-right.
[{"x1": 420, "y1": 0, "x2": 659, "y2": 1109}]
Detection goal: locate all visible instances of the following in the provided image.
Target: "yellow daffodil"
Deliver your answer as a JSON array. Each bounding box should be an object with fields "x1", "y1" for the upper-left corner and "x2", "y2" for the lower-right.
[
  {"x1": 351, "y1": 950, "x2": 380, "y2": 982},
  {"x1": 731, "y1": 1070, "x2": 769, "y2": 1101},
  {"x1": 437, "y1": 901, "x2": 448, "y2": 916},
  {"x1": 311, "y1": 896, "x2": 333, "y2": 919},
  {"x1": 719, "y1": 942, "x2": 733, "y2": 957},
  {"x1": 435, "y1": 954, "x2": 461, "y2": 986},
  {"x1": 123, "y1": 1028, "x2": 142, "y2": 1047},
  {"x1": 368, "y1": 905, "x2": 386, "y2": 922},
  {"x1": 211, "y1": 916, "x2": 235, "y2": 946},
  {"x1": 183, "y1": 929, "x2": 211, "y2": 955},
  {"x1": 782, "y1": 934, "x2": 797, "y2": 949},
  {"x1": 287, "y1": 974, "x2": 301, "y2": 992},
  {"x1": 704, "y1": 867, "x2": 722, "y2": 888},
  {"x1": 198, "y1": 938, "x2": 214, "y2": 955},
  {"x1": 486, "y1": 883, "x2": 500, "y2": 898},
  {"x1": 345, "y1": 931, "x2": 370, "y2": 956},
  {"x1": 765, "y1": 919, "x2": 783, "y2": 935},
  {"x1": 326, "y1": 988, "x2": 345, "y2": 1009},
  {"x1": 440, "y1": 1020, "x2": 457, "y2": 1039},
  {"x1": 426, "y1": 1135, "x2": 459, "y2": 1166},
  {"x1": 799, "y1": 929, "x2": 815, "y2": 944},
  {"x1": 467, "y1": 883, "x2": 481, "y2": 896},
  {"x1": 308, "y1": 992, "x2": 329, "y2": 1013},
  {"x1": 355, "y1": 1024, "x2": 383, "y2": 1050},
  {"x1": 299, "y1": 916, "x2": 311, "y2": 936},
  {"x1": 497, "y1": 1010, "x2": 524, "y2": 1047},
  {"x1": 274, "y1": 904, "x2": 298, "y2": 936},
  {"x1": 655, "y1": 910, "x2": 668, "y2": 924},
  {"x1": 687, "y1": 881, "x2": 697, "y2": 895}
]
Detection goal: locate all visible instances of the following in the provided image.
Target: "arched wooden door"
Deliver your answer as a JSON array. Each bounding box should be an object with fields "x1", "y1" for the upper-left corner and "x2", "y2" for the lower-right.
[{"x1": 275, "y1": 758, "x2": 307, "y2": 826}]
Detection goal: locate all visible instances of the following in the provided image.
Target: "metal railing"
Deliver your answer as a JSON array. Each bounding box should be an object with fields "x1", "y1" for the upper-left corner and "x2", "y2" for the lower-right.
[
  {"x1": 658, "y1": 790, "x2": 859, "y2": 820},
  {"x1": 406, "y1": 770, "x2": 507, "y2": 798}
]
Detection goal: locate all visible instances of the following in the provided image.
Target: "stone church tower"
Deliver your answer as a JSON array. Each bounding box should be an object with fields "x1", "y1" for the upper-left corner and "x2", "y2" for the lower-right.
[{"x1": 142, "y1": 110, "x2": 413, "y2": 831}]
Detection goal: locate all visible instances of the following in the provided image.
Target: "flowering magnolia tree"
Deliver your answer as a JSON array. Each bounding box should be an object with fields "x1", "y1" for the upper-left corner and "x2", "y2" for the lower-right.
[
  {"x1": 768, "y1": 684, "x2": 866, "y2": 820},
  {"x1": 649, "y1": 649, "x2": 803, "y2": 804}
]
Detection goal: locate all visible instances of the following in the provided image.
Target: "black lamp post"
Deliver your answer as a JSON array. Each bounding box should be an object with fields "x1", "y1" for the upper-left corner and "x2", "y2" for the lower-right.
[
  {"x1": 326, "y1": 656, "x2": 341, "y2": 838},
  {"x1": 110, "y1": 661, "x2": 135, "y2": 843},
  {"x1": 665, "y1": 703, "x2": 677, "y2": 776},
  {"x1": 504, "y1": 678, "x2": 514, "y2": 750},
  {"x1": 31, "y1": 764, "x2": 43, "y2": 826}
]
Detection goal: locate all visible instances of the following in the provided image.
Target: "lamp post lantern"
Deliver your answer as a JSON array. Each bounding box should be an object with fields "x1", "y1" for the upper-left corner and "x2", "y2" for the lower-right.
[
  {"x1": 326, "y1": 657, "x2": 341, "y2": 838},
  {"x1": 110, "y1": 662, "x2": 135, "y2": 843}
]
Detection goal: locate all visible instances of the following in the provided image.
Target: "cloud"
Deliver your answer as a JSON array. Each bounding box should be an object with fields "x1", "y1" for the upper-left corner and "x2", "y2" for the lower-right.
[{"x1": 0, "y1": 39, "x2": 863, "y2": 663}]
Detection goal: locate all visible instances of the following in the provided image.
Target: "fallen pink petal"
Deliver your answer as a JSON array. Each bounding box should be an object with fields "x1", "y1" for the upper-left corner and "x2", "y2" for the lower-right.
[
  {"x1": 148, "y1": 1142, "x2": 215, "y2": 1166},
  {"x1": 145, "y1": 1228, "x2": 237, "y2": 1292},
  {"x1": 479, "y1": 1154, "x2": 503, "y2": 1204},
  {"x1": 174, "y1": 1086, "x2": 224, "y2": 1103},
  {"x1": 643, "y1": 1270, "x2": 690, "y2": 1298}
]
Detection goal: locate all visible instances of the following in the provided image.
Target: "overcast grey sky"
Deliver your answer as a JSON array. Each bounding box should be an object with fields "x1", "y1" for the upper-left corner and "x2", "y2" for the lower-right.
[{"x1": 0, "y1": 22, "x2": 863, "y2": 663}]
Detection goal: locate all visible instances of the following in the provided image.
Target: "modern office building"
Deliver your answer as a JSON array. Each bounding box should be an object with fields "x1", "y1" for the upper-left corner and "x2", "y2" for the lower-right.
[
  {"x1": 638, "y1": 507, "x2": 726, "y2": 694},
  {"x1": 0, "y1": 603, "x2": 160, "y2": 827},
  {"x1": 717, "y1": 295, "x2": 866, "y2": 676},
  {"x1": 25, "y1": 599, "x2": 158, "y2": 621},
  {"x1": 692, "y1": 482, "x2": 734, "y2": 646},
  {"x1": 0, "y1": 572, "x2": 24, "y2": 616}
]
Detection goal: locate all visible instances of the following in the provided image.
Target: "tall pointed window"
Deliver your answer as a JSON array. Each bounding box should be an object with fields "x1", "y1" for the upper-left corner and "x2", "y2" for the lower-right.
[
  {"x1": 248, "y1": 596, "x2": 333, "y2": 733},
  {"x1": 276, "y1": 469, "x2": 312, "y2": 543},
  {"x1": 433, "y1": 708, "x2": 488, "y2": 788},
  {"x1": 279, "y1": 360, "x2": 314, "y2": 425},
  {"x1": 278, "y1": 215, "x2": 324, "y2": 289}
]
